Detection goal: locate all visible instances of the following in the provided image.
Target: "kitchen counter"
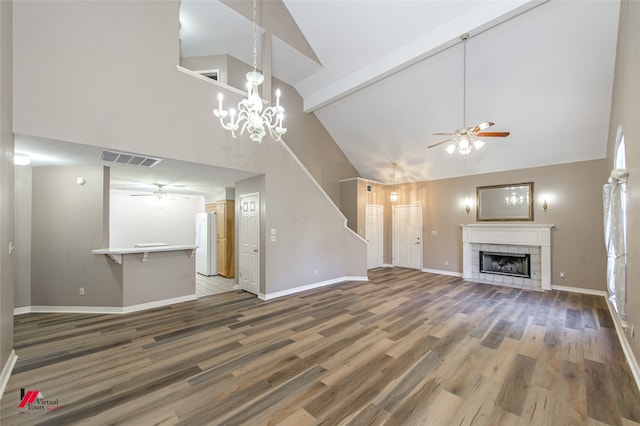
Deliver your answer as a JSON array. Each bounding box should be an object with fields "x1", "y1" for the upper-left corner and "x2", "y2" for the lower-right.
[
  {"x1": 92, "y1": 244, "x2": 199, "y2": 308},
  {"x1": 92, "y1": 244, "x2": 197, "y2": 264}
]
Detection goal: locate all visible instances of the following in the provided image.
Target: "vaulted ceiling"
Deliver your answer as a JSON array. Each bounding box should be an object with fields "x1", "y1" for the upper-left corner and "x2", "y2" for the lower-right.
[
  {"x1": 16, "y1": 1, "x2": 621, "y2": 197},
  {"x1": 180, "y1": 0, "x2": 620, "y2": 184}
]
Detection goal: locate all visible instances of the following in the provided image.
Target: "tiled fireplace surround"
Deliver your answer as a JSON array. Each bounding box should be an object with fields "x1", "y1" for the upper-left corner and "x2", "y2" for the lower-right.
[{"x1": 462, "y1": 224, "x2": 554, "y2": 291}]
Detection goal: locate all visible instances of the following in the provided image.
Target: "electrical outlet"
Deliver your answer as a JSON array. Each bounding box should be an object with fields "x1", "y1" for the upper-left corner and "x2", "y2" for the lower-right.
[
  {"x1": 560, "y1": 272, "x2": 565, "y2": 279},
  {"x1": 445, "y1": 260, "x2": 449, "y2": 266},
  {"x1": 79, "y1": 287, "x2": 85, "y2": 296},
  {"x1": 315, "y1": 269, "x2": 319, "y2": 276}
]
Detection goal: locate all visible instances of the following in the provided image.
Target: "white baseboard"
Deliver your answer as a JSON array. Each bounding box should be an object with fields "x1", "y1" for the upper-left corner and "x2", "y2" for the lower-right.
[
  {"x1": 605, "y1": 297, "x2": 640, "y2": 393},
  {"x1": 13, "y1": 294, "x2": 198, "y2": 315},
  {"x1": 422, "y1": 268, "x2": 462, "y2": 277},
  {"x1": 260, "y1": 276, "x2": 368, "y2": 300},
  {"x1": 13, "y1": 306, "x2": 31, "y2": 315},
  {"x1": 0, "y1": 350, "x2": 17, "y2": 402},
  {"x1": 551, "y1": 285, "x2": 607, "y2": 297}
]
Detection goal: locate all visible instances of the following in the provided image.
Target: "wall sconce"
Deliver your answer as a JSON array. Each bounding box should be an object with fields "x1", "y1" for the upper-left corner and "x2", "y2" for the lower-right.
[
  {"x1": 542, "y1": 199, "x2": 549, "y2": 213},
  {"x1": 464, "y1": 197, "x2": 472, "y2": 214}
]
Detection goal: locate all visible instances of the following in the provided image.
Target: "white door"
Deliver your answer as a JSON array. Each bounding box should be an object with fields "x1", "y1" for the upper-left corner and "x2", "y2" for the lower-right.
[
  {"x1": 239, "y1": 193, "x2": 260, "y2": 295},
  {"x1": 365, "y1": 204, "x2": 384, "y2": 269},
  {"x1": 393, "y1": 204, "x2": 422, "y2": 269}
]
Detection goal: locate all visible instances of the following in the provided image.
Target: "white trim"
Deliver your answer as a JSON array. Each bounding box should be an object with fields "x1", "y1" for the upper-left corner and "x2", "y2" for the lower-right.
[
  {"x1": 13, "y1": 306, "x2": 31, "y2": 315},
  {"x1": 383, "y1": 263, "x2": 394, "y2": 268},
  {"x1": 0, "y1": 350, "x2": 17, "y2": 401},
  {"x1": 260, "y1": 276, "x2": 368, "y2": 300},
  {"x1": 176, "y1": 65, "x2": 247, "y2": 97},
  {"x1": 605, "y1": 297, "x2": 640, "y2": 393},
  {"x1": 338, "y1": 176, "x2": 384, "y2": 185},
  {"x1": 551, "y1": 285, "x2": 607, "y2": 297},
  {"x1": 13, "y1": 295, "x2": 197, "y2": 315},
  {"x1": 422, "y1": 268, "x2": 462, "y2": 277}
]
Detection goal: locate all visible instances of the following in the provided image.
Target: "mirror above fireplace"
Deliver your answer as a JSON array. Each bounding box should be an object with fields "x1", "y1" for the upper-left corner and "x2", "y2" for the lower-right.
[{"x1": 476, "y1": 182, "x2": 533, "y2": 221}]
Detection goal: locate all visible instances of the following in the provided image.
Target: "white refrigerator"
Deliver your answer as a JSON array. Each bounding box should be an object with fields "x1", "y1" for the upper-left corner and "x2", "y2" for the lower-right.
[{"x1": 195, "y1": 212, "x2": 217, "y2": 276}]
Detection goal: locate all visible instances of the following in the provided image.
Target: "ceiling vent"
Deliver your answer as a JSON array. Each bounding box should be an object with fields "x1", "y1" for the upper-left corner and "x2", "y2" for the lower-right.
[
  {"x1": 197, "y1": 69, "x2": 219, "y2": 81},
  {"x1": 98, "y1": 150, "x2": 161, "y2": 168}
]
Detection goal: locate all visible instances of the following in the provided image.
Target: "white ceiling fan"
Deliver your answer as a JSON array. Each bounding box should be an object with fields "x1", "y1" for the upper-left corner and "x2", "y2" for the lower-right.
[
  {"x1": 428, "y1": 34, "x2": 510, "y2": 155},
  {"x1": 129, "y1": 183, "x2": 187, "y2": 199}
]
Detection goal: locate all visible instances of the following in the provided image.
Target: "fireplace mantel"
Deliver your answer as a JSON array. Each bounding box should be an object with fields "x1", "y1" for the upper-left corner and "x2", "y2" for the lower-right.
[{"x1": 461, "y1": 224, "x2": 554, "y2": 290}]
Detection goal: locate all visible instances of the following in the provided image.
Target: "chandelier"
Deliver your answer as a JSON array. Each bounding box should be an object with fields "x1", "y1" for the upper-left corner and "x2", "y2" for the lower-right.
[
  {"x1": 505, "y1": 192, "x2": 525, "y2": 205},
  {"x1": 212, "y1": 0, "x2": 286, "y2": 143},
  {"x1": 390, "y1": 162, "x2": 398, "y2": 202}
]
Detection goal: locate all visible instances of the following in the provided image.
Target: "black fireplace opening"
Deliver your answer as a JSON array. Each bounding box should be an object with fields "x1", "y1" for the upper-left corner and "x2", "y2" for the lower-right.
[{"x1": 480, "y1": 251, "x2": 531, "y2": 278}]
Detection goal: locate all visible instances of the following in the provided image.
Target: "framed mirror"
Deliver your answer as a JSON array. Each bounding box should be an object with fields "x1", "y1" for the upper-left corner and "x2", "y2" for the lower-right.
[{"x1": 477, "y1": 182, "x2": 534, "y2": 221}]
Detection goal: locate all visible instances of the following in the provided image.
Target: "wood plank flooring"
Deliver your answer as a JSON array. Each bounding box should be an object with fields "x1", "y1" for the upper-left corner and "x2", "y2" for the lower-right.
[{"x1": 2, "y1": 267, "x2": 640, "y2": 425}]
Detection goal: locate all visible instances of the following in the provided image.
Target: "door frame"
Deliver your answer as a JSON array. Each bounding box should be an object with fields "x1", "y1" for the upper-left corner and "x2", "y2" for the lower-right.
[
  {"x1": 238, "y1": 192, "x2": 261, "y2": 295},
  {"x1": 365, "y1": 203, "x2": 384, "y2": 269},
  {"x1": 392, "y1": 204, "x2": 423, "y2": 270}
]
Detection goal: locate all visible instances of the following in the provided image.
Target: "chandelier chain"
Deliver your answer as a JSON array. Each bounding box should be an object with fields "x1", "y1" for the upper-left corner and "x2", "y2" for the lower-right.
[{"x1": 252, "y1": 0, "x2": 257, "y2": 72}]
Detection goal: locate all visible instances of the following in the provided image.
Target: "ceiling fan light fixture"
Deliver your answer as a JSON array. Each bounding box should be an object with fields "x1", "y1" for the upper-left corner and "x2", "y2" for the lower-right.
[{"x1": 428, "y1": 35, "x2": 508, "y2": 154}]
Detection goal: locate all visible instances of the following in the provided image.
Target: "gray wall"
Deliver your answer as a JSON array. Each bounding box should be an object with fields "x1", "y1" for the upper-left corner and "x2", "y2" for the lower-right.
[
  {"x1": 12, "y1": 0, "x2": 367, "y2": 300},
  {"x1": 368, "y1": 159, "x2": 608, "y2": 291},
  {"x1": 0, "y1": 0, "x2": 14, "y2": 374},
  {"x1": 31, "y1": 166, "x2": 122, "y2": 307},
  {"x1": 14, "y1": 166, "x2": 31, "y2": 308},
  {"x1": 607, "y1": 1, "x2": 640, "y2": 366}
]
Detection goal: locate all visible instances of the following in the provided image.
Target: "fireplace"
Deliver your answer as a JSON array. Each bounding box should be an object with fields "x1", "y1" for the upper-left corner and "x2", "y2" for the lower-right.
[
  {"x1": 461, "y1": 224, "x2": 554, "y2": 290},
  {"x1": 480, "y1": 251, "x2": 531, "y2": 278}
]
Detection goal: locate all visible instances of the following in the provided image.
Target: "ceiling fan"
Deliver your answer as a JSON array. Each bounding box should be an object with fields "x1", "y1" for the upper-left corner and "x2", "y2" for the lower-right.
[
  {"x1": 129, "y1": 183, "x2": 186, "y2": 199},
  {"x1": 428, "y1": 34, "x2": 510, "y2": 155}
]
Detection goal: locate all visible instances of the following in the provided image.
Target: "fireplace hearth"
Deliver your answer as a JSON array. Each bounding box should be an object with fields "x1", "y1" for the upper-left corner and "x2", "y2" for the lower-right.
[{"x1": 480, "y1": 251, "x2": 531, "y2": 278}]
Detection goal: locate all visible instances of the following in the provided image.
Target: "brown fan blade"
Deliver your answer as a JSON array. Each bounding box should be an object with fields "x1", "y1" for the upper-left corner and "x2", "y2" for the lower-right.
[
  {"x1": 475, "y1": 131, "x2": 510, "y2": 137},
  {"x1": 470, "y1": 121, "x2": 494, "y2": 133},
  {"x1": 427, "y1": 138, "x2": 453, "y2": 149}
]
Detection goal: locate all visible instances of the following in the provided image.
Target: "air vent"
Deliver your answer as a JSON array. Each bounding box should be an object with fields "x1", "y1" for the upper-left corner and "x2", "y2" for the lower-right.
[
  {"x1": 98, "y1": 150, "x2": 161, "y2": 168},
  {"x1": 196, "y1": 69, "x2": 219, "y2": 81}
]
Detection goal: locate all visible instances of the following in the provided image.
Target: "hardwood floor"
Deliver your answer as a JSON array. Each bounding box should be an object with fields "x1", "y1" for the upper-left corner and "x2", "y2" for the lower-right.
[{"x1": 3, "y1": 267, "x2": 640, "y2": 425}]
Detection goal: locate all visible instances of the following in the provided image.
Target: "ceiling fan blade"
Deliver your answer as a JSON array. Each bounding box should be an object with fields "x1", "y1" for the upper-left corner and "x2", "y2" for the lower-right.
[
  {"x1": 427, "y1": 138, "x2": 453, "y2": 149},
  {"x1": 470, "y1": 121, "x2": 494, "y2": 133},
  {"x1": 433, "y1": 132, "x2": 456, "y2": 136},
  {"x1": 475, "y1": 131, "x2": 510, "y2": 137}
]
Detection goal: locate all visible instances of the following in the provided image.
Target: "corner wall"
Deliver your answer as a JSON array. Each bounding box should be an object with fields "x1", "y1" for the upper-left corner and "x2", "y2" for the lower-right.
[
  {"x1": 31, "y1": 166, "x2": 122, "y2": 307},
  {"x1": 14, "y1": 166, "x2": 31, "y2": 308},
  {"x1": 0, "y1": 0, "x2": 14, "y2": 390}
]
